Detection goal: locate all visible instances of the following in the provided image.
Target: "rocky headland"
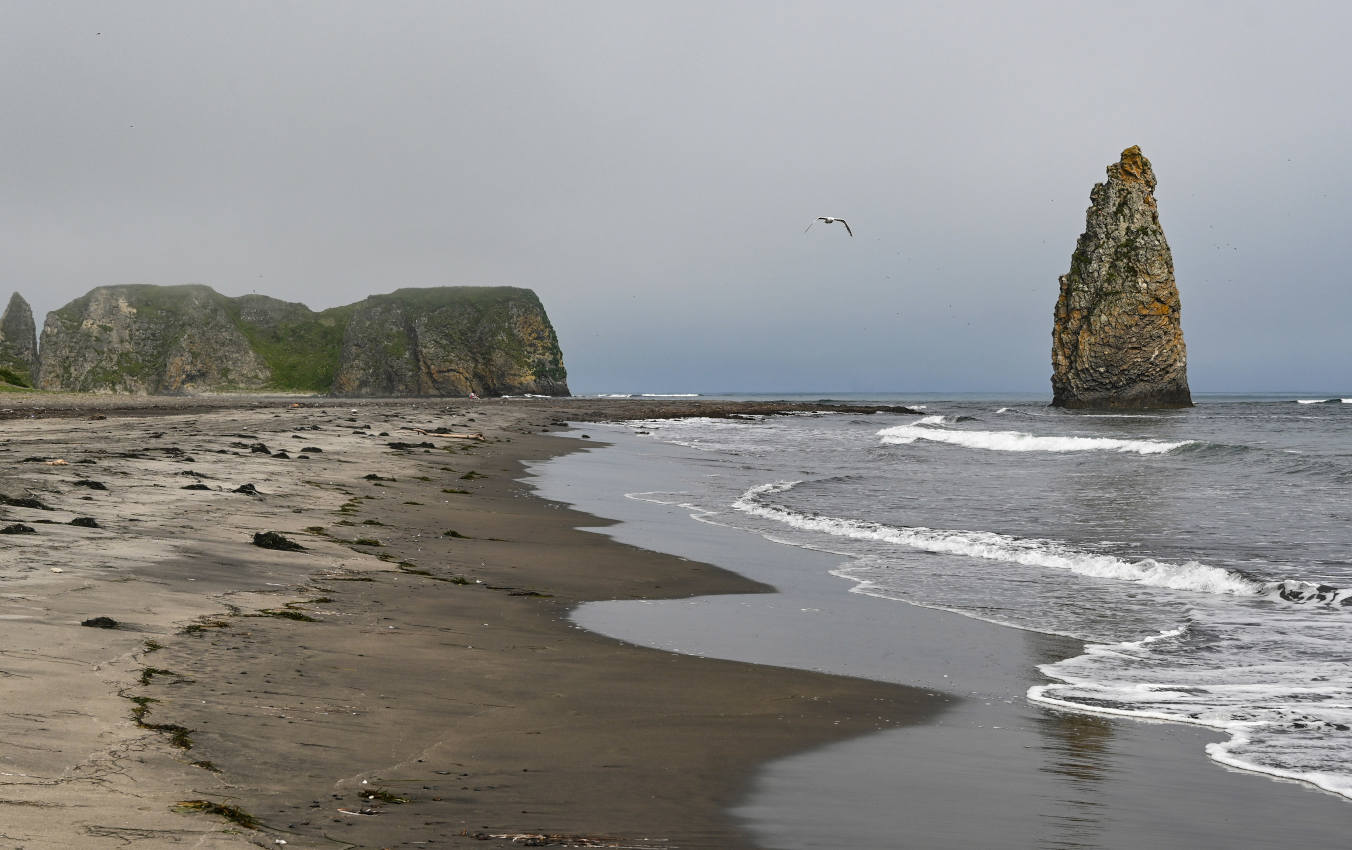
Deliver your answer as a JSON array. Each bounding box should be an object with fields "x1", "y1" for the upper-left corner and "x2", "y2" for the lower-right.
[
  {"x1": 1051, "y1": 146, "x2": 1191, "y2": 409},
  {"x1": 28, "y1": 284, "x2": 568, "y2": 397}
]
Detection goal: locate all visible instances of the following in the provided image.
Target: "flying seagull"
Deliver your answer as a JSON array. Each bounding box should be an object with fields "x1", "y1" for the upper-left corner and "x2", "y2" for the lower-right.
[{"x1": 805, "y1": 216, "x2": 853, "y2": 237}]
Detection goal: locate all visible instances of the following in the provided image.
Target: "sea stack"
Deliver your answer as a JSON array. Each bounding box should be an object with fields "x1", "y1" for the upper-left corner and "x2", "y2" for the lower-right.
[
  {"x1": 0, "y1": 292, "x2": 39, "y2": 387},
  {"x1": 1051, "y1": 146, "x2": 1191, "y2": 409}
]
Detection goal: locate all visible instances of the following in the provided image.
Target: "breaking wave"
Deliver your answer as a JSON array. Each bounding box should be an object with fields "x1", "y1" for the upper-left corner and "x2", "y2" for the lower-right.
[
  {"x1": 733, "y1": 481, "x2": 1352, "y2": 606},
  {"x1": 878, "y1": 422, "x2": 1193, "y2": 454}
]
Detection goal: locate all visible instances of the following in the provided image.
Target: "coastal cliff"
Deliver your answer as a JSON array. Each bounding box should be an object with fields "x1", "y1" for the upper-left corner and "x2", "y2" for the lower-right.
[
  {"x1": 0, "y1": 293, "x2": 39, "y2": 387},
  {"x1": 331, "y1": 287, "x2": 568, "y2": 397},
  {"x1": 36, "y1": 284, "x2": 569, "y2": 397},
  {"x1": 1051, "y1": 146, "x2": 1191, "y2": 409}
]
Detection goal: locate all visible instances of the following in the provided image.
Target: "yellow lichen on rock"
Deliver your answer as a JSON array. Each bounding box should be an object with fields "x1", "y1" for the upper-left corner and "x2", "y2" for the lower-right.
[{"x1": 1051, "y1": 148, "x2": 1191, "y2": 409}]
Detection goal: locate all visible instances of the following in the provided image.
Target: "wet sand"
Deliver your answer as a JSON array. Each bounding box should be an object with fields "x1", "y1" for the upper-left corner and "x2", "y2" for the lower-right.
[
  {"x1": 543, "y1": 424, "x2": 1352, "y2": 849},
  {"x1": 0, "y1": 396, "x2": 941, "y2": 848}
]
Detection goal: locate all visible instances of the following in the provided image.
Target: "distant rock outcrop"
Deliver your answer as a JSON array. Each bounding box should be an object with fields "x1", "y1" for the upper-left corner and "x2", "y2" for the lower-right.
[
  {"x1": 1051, "y1": 146, "x2": 1191, "y2": 409},
  {"x1": 38, "y1": 285, "x2": 270, "y2": 394},
  {"x1": 36, "y1": 284, "x2": 569, "y2": 397},
  {"x1": 331, "y1": 287, "x2": 569, "y2": 397},
  {"x1": 0, "y1": 293, "x2": 38, "y2": 387}
]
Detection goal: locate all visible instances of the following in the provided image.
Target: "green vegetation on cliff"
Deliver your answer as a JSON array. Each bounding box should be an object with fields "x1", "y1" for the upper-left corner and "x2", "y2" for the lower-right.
[
  {"x1": 225, "y1": 296, "x2": 355, "y2": 392},
  {"x1": 37, "y1": 284, "x2": 569, "y2": 397},
  {"x1": 0, "y1": 292, "x2": 39, "y2": 387}
]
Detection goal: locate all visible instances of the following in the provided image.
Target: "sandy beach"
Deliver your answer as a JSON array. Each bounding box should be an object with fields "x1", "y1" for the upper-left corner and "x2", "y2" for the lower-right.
[
  {"x1": 0, "y1": 396, "x2": 938, "y2": 848},
  {"x1": 5, "y1": 394, "x2": 1351, "y2": 849}
]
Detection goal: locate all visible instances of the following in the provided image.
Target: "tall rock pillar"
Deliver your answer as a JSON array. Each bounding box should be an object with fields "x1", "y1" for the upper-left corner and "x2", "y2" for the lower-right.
[
  {"x1": 1051, "y1": 146, "x2": 1191, "y2": 409},
  {"x1": 0, "y1": 292, "x2": 38, "y2": 386}
]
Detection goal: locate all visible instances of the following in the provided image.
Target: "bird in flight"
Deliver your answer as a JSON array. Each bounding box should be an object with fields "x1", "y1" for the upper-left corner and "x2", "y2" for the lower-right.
[{"x1": 806, "y1": 216, "x2": 853, "y2": 237}]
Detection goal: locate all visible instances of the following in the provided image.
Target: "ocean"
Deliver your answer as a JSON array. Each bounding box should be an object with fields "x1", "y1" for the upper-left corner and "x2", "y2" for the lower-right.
[{"x1": 555, "y1": 392, "x2": 1352, "y2": 807}]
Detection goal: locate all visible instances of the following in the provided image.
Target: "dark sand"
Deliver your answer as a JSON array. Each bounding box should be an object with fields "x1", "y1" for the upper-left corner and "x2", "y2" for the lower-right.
[
  {"x1": 6, "y1": 394, "x2": 1349, "y2": 849},
  {"x1": 0, "y1": 396, "x2": 941, "y2": 848},
  {"x1": 543, "y1": 422, "x2": 1352, "y2": 849}
]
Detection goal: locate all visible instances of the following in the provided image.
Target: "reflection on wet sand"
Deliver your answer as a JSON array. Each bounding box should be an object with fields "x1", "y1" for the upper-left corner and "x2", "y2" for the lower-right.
[{"x1": 1037, "y1": 709, "x2": 1115, "y2": 849}]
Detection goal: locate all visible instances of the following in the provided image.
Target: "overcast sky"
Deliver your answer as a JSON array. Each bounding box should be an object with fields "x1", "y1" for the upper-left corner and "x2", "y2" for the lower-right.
[{"x1": 2, "y1": 1, "x2": 1347, "y2": 395}]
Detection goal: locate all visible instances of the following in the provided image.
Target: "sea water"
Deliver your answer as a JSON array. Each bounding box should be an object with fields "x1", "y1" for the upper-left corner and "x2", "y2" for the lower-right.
[{"x1": 592, "y1": 393, "x2": 1352, "y2": 802}]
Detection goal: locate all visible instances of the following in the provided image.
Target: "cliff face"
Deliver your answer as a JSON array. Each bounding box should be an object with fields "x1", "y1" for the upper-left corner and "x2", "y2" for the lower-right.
[
  {"x1": 1051, "y1": 146, "x2": 1191, "y2": 409},
  {"x1": 38, "y1": 285, "x2": 271, "y2": 394},
  {"x1": 331, "y1": 287, "x2": 569, "y2": 397},
  {"x1": 36, "y1": 284, "x2": 569, "y2": 397},
  {"x1": 0, "y1": 293, "x2": 38, "y2": 387}
]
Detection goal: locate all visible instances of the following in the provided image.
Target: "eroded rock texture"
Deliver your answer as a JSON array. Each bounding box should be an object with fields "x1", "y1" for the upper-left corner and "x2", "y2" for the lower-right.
[
  {"x1": 1051, "y1": 146, "x2": 1191, "y2": 409},
  {"x1": 330, "y1": 287, "x2": 569, "y2": 397},
  {"x1": 0, "y1": 293, "x2": 38, "y2": 386},
  {"x1": 38, "y1": 285, "x2": 270, "y2": 394},
  {"x1": 36, "y1": 284, "x2": 569, "y2": 397}
]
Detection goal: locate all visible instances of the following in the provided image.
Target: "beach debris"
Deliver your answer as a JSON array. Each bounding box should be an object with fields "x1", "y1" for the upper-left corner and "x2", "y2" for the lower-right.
[
  {"x1": 300, "y1": 446, "x2": 323, "y2": 452},
  {"x1": 272, "y1": 450, "x2": 291, "y2": 459},
  {"x1": 0, "y1": 523, "x2": 36, "y2": 534},
  {"x1": 49, "y1": 567, "x2": 63, "y2": 573},
  {"x1": 73, "y1": 479, "x2": 109, "y2": 490},
  {"x1": 81, "y1": 616, "x2": 119, "y2": 629},
  {"x1": 256, "y1": 607, "x2": 317, "y2": 622},
  {"x1": 45, "y1": 458, "x2": 69, "y2": 465},
  {"x1": 69, "y1": 516, "x2": 100, "y2": 527},
  {"x1": 402, "y1": 426, "x2": 486, "y2": 441},
  {"x1": 363, "y1": 473, "x2": 395, "y2": 481},
  {"x1": 387, "y1": 441, "x2": 436, "y2": 450},
  {"x1": 249, "y1": 442, "x2": 271, "y2": 453},
  {"x1": 252, "y1": 531, "x2": 305, "y2": 551},
  {"x1": 182, "y1": 483, "x2": 211, "y2": 490},
  {"x1": 359, "y1": 788, "x2": 409, "y2": 804},
  {"x1": 470, "y1": 833, "x2": 633, "y2": 847},
  {"x1": 337, "y1": 807, "x2": 380, "y2": 816},
  {"x1": 234, "y1": 483, "x2": 262, "y2": 495},
  {"x1": 172, "y1": 800, "x2": 259, "y2": 829},
  {"x1": 0, "y1": 494, "x2": 52, "y2": 510}
]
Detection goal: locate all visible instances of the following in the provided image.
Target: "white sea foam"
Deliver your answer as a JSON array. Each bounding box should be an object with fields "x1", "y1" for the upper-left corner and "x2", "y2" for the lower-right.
[
  {"x1": 733, "y1": 482, "x2": 1261, "y2": 597},
  {"x1": 641, "y1": 393, "x2": 700, "y2": 398},
  {"x1": 877, "y1": 423, "x2": 1193, "y2": 454},
  {"x1": 1031, "y1": 614, "x2": 1352, "y2": 801}
]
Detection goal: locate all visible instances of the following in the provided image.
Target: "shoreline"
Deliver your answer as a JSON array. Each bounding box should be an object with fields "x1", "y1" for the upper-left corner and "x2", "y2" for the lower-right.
[
  {"x1": 0, "y1": 397, "x2": 944, "y2": 848},
  {"x1": 7, "y1": 394, "x2": 1349, "y2": 848},
  {"x1": 546, "y1": 420, "x2": 1352, "y2": 849}
]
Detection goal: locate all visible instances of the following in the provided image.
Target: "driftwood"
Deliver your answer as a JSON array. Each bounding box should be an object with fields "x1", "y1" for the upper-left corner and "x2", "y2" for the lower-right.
[{"x1": 401, "y1": 427, "x2": 486, "y2": 441}]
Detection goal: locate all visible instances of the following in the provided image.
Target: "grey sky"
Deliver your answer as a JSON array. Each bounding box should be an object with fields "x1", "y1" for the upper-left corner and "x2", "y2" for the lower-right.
[{"x1": 2, "y1": 1, "x2": 1347, "y2": 394}]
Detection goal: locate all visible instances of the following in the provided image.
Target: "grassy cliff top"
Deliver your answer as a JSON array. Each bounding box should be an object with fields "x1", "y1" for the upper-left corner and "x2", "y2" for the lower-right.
[{"x1": 45, "y1": 284, "x2": 560, "y2": 394}]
